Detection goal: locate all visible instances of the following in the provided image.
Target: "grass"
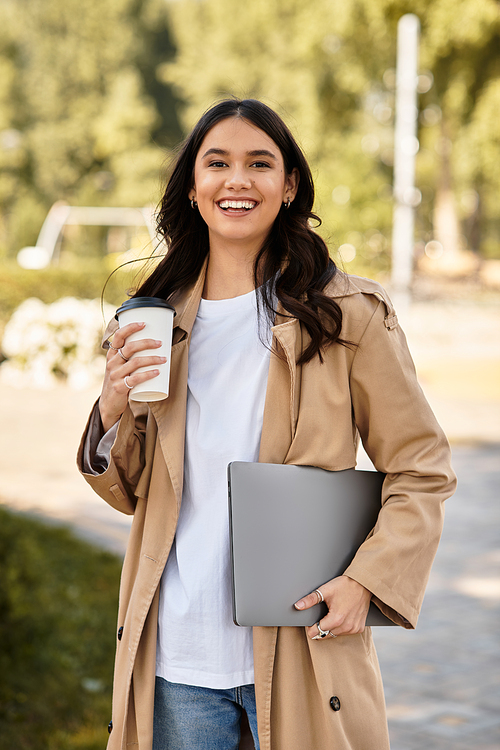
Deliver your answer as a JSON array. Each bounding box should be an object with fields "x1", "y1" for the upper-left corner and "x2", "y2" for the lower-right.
[{"x1": 0, "y1": 505, "x2": 122, "y2": 749}]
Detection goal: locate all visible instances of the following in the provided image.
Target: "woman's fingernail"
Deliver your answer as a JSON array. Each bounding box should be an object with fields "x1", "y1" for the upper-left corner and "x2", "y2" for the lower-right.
[
  {"x1": 155, "y1": 340, "x2": 162, "y2": 345},
  {"x1": 295, "y1": 600, "x2": 305, "y2": 610}
]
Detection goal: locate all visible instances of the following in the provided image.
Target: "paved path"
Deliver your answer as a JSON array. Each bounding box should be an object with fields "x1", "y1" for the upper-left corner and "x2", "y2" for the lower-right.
[
  {"x1": 374, "y1": 443, "x2": 500, "y2": 750},
  {"x1": 398, "y1": 299, "x2": 500, "y2": 444},
  {"x1": 0, "y1": 384, "x2": 133, "y2": 555}
]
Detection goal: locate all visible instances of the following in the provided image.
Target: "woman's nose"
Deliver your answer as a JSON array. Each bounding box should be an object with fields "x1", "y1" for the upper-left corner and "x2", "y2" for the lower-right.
[{"x1": 225, "y1": 166, "x2": 252, "y2": 190}]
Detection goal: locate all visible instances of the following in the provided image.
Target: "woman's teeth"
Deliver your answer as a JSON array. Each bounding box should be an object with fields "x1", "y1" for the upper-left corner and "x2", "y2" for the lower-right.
[{"x1": 218, "y1": 200, "x2": 256, "y2": 210}]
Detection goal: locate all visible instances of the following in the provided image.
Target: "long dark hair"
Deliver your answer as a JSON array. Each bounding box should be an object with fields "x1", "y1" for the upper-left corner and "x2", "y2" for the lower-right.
[{"x1": 134, "y1": 98, "x2": 347, "y2": 363}]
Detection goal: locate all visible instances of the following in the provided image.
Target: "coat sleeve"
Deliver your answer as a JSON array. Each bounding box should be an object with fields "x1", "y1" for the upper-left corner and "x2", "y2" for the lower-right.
[
  {"x1": 343, "y1": 297, "x2": 457, "y2": 628},
  {"x1": 76, "y1": 399, "x2": 149, "y2": 515}
]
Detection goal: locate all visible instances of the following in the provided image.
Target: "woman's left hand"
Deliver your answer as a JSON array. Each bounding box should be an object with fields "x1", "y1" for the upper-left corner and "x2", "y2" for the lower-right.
[{"x1": 294, "y1": 575, "x2": 372, "y2": 639}]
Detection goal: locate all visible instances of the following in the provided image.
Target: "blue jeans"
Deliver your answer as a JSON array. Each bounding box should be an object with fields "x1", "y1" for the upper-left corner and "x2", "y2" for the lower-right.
[{"x1": 153, "y1": 677, "x2": 260, "y2": 750}]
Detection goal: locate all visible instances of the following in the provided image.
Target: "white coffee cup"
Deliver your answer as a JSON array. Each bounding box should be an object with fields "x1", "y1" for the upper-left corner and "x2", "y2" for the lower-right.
[{"x1": 115, "y1": 297, "x2": 176, "y2": 402}]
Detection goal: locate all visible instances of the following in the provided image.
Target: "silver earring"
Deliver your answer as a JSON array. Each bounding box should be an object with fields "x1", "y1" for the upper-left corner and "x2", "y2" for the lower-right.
[
  {"x1": 190, "y1": 198, "x2": 198, "y2": 209},
  {"x1": 284, "y1": 198, "x2": 291, "y2": 209}
]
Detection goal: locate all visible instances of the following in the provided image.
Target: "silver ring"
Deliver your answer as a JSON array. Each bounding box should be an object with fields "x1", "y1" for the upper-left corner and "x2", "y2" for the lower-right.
[
  {"x1": 312, "y1": 621, "x2": 330, "y2": 640},
  {"x1": 329, "y1": 632, "x2": 337, "y2": 638},
  {"x1": 118, "y1": 348, "x2": 129, "y2": 362},
  {"x1": 124, "y1": 376, "x2": 133, "y2": 390},
  {"x1": 107, "y1": 343, "x2": 119, "y2": 351},
  {"x1": 314, "y1": 589, "x2": 324, "y2": 604}
]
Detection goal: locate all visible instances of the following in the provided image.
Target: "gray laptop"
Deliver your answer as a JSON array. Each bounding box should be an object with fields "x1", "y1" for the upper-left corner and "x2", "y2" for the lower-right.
[{"x1": 228, "y1": 462, "x2": 395, "y2": 627}]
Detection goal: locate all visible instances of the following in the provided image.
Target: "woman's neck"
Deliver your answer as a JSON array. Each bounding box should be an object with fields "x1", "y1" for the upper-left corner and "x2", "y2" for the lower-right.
[{"x1": 203, "y1": 241, "x2": 259, "y2": 300}]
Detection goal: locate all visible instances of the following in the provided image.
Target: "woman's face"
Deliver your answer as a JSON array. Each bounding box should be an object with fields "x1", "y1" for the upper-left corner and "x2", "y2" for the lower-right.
[{"x1": 189, "y1": 117, "x2": 298, "y2": 253}]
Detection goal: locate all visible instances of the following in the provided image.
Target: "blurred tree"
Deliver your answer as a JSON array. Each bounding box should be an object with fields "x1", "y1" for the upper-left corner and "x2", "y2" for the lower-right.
[
  {"x1": 415, "y1": 0, "x2": 500, "y2": 265},
  {"x1": 160, "y1": 0, "x2": 397, "y2": 274},
  {"x1": 0, "y1": 0, "x2": 182, "y2": 257},
  {"x1": 455, "y1": 78, "x2": 500, "y2": 258},
  {"x1": 1, "y1": 0, "x2": 498, "y2": 269},
  {"x1": 161, "y1": 0, "x2": 500, "y2": 271}
]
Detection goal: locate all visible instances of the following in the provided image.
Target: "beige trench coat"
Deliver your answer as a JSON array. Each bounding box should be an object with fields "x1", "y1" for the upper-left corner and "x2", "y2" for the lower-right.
[{"x1": 78, "y1": 266, "x2": 456, "y2": 750}]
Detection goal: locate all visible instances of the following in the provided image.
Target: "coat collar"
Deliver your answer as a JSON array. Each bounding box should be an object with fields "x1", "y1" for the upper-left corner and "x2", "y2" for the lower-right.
[{"x1": 169, "y1": 258, "x2": 208, "y2": 341}]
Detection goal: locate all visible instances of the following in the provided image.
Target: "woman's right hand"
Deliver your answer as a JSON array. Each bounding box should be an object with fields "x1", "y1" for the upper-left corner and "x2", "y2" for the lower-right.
[{"x1": 99, "y1": 322, "x2": 167, "y2": 433}]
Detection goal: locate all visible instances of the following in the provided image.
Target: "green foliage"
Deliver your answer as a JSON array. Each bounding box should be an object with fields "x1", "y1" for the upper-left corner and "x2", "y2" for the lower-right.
[
  {"x1": 1, "y1": 0, "x2": 499, "y2": 269},
  {"x1": 162, "y1": 0, "x2": 500, "y2": 263},
  {"x1": 160, "y1": 0, "x2": 398, "y2": 274},
  {"x1": 453, "y1": 77, "x2": 500, "y2": 256},
  {"x1": 416, "y1": 0, "x2": 500, "y2": 255},
  {"x1": 0, "y1": 258, "x2": 148, "y2": 337},
  {"x1": 0, "y1": 506, "x2": 122, "y2": 749},
  {"x1": 0, "y1": 0, "x2": 181, "y2": 256}
]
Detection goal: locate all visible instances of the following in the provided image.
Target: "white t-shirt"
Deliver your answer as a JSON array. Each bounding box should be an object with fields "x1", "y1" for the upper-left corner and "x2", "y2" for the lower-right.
[{"x1": 155, "y1": 288, "x2": 272, "y2": 689}]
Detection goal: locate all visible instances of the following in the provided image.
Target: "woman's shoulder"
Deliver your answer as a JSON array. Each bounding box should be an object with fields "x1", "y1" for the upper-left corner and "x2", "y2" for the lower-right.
[
  {"x1": 325, "y1": 269, "x2": 389, "y2": 300},
  {"x1": 325, "y1": 270, "x2": 399, "y2": 331}
]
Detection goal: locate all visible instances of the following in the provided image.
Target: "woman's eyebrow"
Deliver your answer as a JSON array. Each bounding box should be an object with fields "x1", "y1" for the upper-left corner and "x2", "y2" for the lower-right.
[
  {"x1": 247, "y1": 149, "x2": 278, "y2": 161},
  {"x1": 201, "y1": 147, "x2": 278, "y2": 161},
  {"x1": 201, "y1": 148, "x2": 228, "y2": 159}
]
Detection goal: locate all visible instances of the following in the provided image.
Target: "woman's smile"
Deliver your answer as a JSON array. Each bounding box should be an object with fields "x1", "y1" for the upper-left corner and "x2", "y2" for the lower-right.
[{"x1": 217, "y1": 198, "x2": 258, "y2": 213}]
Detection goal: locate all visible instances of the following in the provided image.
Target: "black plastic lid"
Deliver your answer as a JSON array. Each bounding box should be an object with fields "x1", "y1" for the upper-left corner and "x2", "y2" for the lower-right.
[{"x1": 115, "y1": 297, "x2": 176, "y2": 319}]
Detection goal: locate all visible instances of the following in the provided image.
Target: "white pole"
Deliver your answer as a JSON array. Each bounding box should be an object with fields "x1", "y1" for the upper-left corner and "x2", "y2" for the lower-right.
[{"x1": 391, "y1": 14, "x2": 420, "y2": 312}]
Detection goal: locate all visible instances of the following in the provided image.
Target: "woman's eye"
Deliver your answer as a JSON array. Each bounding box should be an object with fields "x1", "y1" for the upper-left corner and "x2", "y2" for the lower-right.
[
  {"x1": 251, "y1": 161, "x2": 270, "y2": 169},
  {"x1": 209, "y1": 161, "x2": 227, "y2": 168}
]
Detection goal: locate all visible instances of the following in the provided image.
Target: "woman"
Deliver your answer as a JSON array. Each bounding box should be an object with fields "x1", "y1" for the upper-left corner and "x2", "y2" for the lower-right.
[{"x1": 78, "y1": 98, "x2": 456, "y2": 750}]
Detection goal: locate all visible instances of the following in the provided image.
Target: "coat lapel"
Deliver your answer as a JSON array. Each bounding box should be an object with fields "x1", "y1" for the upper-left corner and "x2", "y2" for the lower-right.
[
  {"x1": 149, "y1": 264, "x2": 207, "y2": 508},
  {"x1": 258, "y1": 314, "x2": 302, "y2": 465}
]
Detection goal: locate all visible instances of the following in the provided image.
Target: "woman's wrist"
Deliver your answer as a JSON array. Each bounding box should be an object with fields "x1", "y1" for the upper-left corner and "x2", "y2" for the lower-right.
[{"x1": 99, "y1": 401, "x2": 122, "y2": 434}]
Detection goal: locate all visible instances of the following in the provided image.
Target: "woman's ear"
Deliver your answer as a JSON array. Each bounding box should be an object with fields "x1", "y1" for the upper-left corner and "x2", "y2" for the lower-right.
[
  {"x1": 188, "y1": 189, "x2": 196, "y2": 201},
  {"x1": 285, "y1": 168, "x2": 299, "y2": 203}
]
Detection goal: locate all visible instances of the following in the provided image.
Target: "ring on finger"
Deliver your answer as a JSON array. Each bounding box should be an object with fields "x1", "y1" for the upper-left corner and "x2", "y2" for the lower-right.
[
  {"x1": 312, "y1": 621, "x2": 330, "y2": 640},
  {"x1": 118, "y1": 348, "x2": 129, "y2": 362},
  {"x1": 329, "y1": 632, "x2": 337, "y2": 638},
  {"x1": 124, "y1": 376, "x2": 133, "y2": 390},
  {"x1": 314, "y1": 588, "x2": 324, "y2": 604}
]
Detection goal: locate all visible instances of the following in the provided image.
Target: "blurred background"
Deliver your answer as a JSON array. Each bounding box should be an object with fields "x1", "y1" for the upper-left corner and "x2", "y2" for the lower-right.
[{"x1": 0, "y1": 0, "x2": 498, "y2": 748}]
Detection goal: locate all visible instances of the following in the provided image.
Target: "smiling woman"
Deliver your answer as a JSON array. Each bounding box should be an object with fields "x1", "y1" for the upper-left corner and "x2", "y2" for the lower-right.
[
  {"x1": 78, "y1": 99, "x2": 456, "y2": 750},
  {"x1": 187, "y1": 117, "x2": 298, "y2": 298}
]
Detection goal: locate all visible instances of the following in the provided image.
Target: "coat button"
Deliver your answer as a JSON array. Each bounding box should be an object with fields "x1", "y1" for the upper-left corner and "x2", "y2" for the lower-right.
[
  {"x1": 117, "y1": 626, "x2": 123, "y2": 641},
  {"x1": 330, "y1": 696, "x2": 341, "y2": 711},
  {"x1": 108, "y1": 720, "x2": 113, "y2": 734}
]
